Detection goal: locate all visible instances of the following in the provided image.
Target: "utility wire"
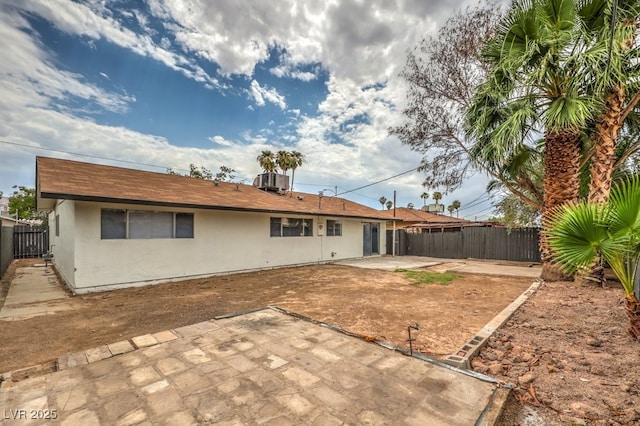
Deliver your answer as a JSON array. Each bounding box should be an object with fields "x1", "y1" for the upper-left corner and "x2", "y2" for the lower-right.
[
  {"x1": 0, "y1": 139, "x2": 192, "y2": 173},
  {"x1": 336, "y1": 166, "x2": 420, "y2": 196}
]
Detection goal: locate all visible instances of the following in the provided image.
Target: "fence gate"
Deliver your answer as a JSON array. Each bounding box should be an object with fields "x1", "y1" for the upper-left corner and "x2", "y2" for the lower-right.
[{"x1": 13, "y1": 225, "x2": 49, "y2": 259}]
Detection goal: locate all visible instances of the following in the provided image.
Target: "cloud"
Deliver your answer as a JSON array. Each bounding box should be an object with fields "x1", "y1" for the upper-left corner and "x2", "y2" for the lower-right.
[
  {"x1": 249, "y1": 80, "x2": 286, "y2": 109},
  {"x1": 0, "y1": 10, "x2": 134, "y2": 114},
  {"x1": 12, "y1": 0, "x2": 222, "y2": 89},
  {"x1": 208, "y1": 135, "x2": 234, "y2": 147}
]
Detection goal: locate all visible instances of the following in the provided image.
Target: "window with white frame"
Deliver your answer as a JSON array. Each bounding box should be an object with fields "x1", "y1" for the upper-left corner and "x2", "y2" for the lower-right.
[
  {"x1": 101, "y1": 209, "x2": 194, "y2": 239},
  {"x1": 270, "y1": 217, "x2": 313, "y2": 237},
  {"x1": 326, "y1": 219, "x2": 342, "y2": 236}
]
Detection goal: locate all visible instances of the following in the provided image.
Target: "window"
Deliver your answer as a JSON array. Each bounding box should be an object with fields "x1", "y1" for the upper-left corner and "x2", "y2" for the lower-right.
[
  {"x1": 270, "y1": 217, "x2": 313, "y2": 237},
  {"x1": 101, "y1": 209, "x2": 126, "y2": 239},
  {"x1": 175, "y1": 213, "x2": 194, "y2": 238},
  {"x1": 326, "y1": 219, "x2": 342, "y2": 236},
  {"x1": 101, "y1": 209, "x2": 194, "y2": 239}
]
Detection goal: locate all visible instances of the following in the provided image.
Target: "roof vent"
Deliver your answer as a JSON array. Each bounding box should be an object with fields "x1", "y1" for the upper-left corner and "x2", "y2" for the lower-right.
[
  {"x1": 213, "y1": 180, "x2": 219, "y2": 187},
  {"x1": 297, "y1": 195, "x2": 304, "y2": 201}
]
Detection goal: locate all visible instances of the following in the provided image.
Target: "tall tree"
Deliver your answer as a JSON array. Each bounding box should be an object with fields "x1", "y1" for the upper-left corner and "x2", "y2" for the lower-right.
[
  {"x1": 407, "y1": 202, "x2": 415, "y2": 209},
  {"x1": 8, "y1": 186, "x2": 44, "y2": 222},
  {"x1": 188, "y1": 164, "x2": 213, "y2": 179},
  {"x1": 585, "y1": 1, "x2": 640, "y2": 203},
  {"x1": 420, "y1": 192, "x2": 429, "y2": 208},
  {"x1": 390, "y1": 4, "x2": 503, "y2": 191},
  {"x1": 386, "y1": 200, "x2": 393, "y2": 210},
  {"x1": 451, "y1": 199, "x2": 462, "y2": 217},
  {"x1": 257, "y1": 150, "x2": 276, "y2": 173},
  {"x1": 276, "y1": 150, "x2": 292, "y2": 175},
  {"x1": 447, "y1": 204, "x2": 455, "y2": 216},
  {"x1": 492, "y1": 193, "x2": 541, "y2": 228},
  {"x1": 214, "y1": 166, "x2": 237, "y2": 182},
  {"x1": 379, "y1": 196, "x2": 387, "y2": 210},
  {"x1": 548, "y1": 175, "x2": 640, "y2": 338},
  {"x1": 467, "y1": 0, "x2": 603, "y2": 280},
  {"x1": 432, "y1": 191, "x2": 443, "y2": 205},
  {"x1": 289, "y1": 150, "x2": 304, "y2": 196}
]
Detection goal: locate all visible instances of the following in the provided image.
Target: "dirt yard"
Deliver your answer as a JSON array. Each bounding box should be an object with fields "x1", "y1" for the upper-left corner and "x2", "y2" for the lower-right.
[
  {"x1": 476, "y1": 279, "x2": 640, "y2": 425},
  {"x1": 0, "y1": 259, "x2": 531, "y2": 376},
  {"x1": 6, "y1": 259, "x2": 639, "y2": 424}
]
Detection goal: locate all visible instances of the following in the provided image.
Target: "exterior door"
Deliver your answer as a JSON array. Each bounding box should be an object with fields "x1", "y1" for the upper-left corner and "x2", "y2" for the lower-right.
[
  {"x1": 363, "y1": 223, "x2": 372, "y2": 256},
  {"x1": 362, "y1": 222, "x2": 379, "y2": 256}
]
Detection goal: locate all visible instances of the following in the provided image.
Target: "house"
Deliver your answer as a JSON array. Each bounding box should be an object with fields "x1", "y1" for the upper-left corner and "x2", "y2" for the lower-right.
[
  {"x1": 381, "y1": 207, "x2": 469, "y2": 232},
  {"x1": 36, "y1": 156, "x2": 388, "y2": 294}
]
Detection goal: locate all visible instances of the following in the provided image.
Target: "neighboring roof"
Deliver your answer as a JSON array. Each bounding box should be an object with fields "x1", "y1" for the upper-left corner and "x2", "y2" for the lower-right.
[
  {"x1": 36, "y1": 157, "x2": 389, "y2": 220},
  {"x1": 380, "y1": 207, "x2": 469, "y2": 223}
]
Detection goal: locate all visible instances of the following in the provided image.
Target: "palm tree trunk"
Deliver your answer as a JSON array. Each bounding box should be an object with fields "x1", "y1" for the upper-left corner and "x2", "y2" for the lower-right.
[
  {"x1": 588, "y1": 86, "x2": 625, "y2": 203},
  {"x1": 626, "y1": 294, "x2": 640, "y2": 340},
  {"x1": 540, "y1": 130, "x2": 582, "y2": 281}
]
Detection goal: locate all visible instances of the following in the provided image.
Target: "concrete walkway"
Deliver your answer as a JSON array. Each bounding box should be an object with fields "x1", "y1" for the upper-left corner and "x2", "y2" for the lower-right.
[
  {"x1": 337, "y1": 256, "x2": 541, "y2": 278},
  {"x1": 1, "y1": 308, "x2": 508, "y2": 425},
  {"x1": 0, "y1": 264, "x2": 73, "y2": 321}
]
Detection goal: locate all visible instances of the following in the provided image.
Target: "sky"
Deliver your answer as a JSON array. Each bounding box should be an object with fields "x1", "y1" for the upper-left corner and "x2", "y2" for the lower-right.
[{"x1": 0, "y1": 0, "x2": 499, "y2": 220}]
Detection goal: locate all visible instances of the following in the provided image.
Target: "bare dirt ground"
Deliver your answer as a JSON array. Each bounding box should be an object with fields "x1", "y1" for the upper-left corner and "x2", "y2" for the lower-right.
[
  {"x1": 7, "y1": 259, "x2": 638, "y2": 424},
  {"x1": 475, "y1": 278, "x2": 640, "y2": 425},
  {"x1": 0, "y1": 259, "x2": 530, "y2": 376}
]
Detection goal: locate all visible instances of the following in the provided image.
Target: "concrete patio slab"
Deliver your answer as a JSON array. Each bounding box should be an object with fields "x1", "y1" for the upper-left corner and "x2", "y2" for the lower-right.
[
  {"x1": 0, "y1": 265, "x2": 74, "y2": 321},
  {"x1": 0, "y1": 308, "x2": 509, "y2": 425},
  {"x1": 337, "y1": 255, "x2": 541, "y2": 278}
]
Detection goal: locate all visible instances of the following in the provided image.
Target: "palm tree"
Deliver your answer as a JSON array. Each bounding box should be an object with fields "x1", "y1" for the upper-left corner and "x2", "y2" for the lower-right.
[
  {"x1": 421, "y1": 192, "x2": 429, "y2": 208},
  {"x1": 379, "y1": 196, "x2": 387, "y2": 210},
  {"x1": 447, "y1": 205, "x2": 455, "y2": 216},
  {"x1": 289, "y1": 151, "x2": 304, "y2": 196},
  {"x1": 452, "y1": 200, "x2": 461, "y2": 217},
  {"x1": 585, "y1": 1, "x2": 640, "y2": 204},
  {"x1": 276, "y1": 150, "x2": 292, "y2": 175},
  {"x1": 257, "y1": 150, "x2": 276, "y2": 173},
  {"x1": 386, "y1": 200, "x2": 393, "y2": 210},
  {"x1": 432, "y1": 191, "x2": 442, "y2": 205},
  {"x1": 548, "y1": 175, "x2": 640, "y2": 338},
  {"x1": 407, "y1": 202, "x2": 415, "y2": 210},
  {"x1": 467, "y1": 0, "x2": 603, "y2": 280}
]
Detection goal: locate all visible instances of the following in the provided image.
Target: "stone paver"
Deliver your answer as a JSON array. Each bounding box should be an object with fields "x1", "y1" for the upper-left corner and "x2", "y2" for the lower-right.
[{"x1": 0, "y1": 309, "x2": 507, "y2": 425}]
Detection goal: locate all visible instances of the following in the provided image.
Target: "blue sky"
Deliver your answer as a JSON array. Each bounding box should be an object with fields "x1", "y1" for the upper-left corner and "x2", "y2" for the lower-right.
[{"x1": 0, "y1": 0, "x2": 498, "y2": 219}]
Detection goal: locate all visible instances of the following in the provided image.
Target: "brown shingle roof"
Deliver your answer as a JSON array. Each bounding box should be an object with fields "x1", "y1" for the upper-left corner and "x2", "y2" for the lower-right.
[
  {"x1": 380, "y1": 207, "x2": 468, "y2": 223},
  {"x1": 35, "y1": 157, "x2": 389, "y2": 220}
]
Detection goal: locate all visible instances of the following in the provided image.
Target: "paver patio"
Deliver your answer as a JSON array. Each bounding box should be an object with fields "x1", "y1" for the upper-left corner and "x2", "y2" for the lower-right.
[{"x1": 0, "y1": 308, "x2": 507, "y2": 425}]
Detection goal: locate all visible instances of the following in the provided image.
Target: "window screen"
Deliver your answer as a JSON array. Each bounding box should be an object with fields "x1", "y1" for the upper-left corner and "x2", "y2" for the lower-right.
[
  {"x1": 175, "y1": 213, "x2": 194, "y2": 238},
  {"x1": 271, "y1": 217, "x2": 313, "y2": 237},
  {"x1": 101, "y1": 209, "x2": 126, "y2": 239},
  {"x1": 326, "y1": 220, "x2": 342, "y2": 236},
  {"x1": 129, "y1": 211, "x2": 173, "y2": 239}
]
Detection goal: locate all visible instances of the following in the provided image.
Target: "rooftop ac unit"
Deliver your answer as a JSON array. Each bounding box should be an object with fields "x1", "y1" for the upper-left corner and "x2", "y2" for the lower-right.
[
  {"x1": 426, "y1": 203, "x2": 444, "y2": 213},
  {"x1": 256, "y1": 172, "x2": 290, "y2": 192}
]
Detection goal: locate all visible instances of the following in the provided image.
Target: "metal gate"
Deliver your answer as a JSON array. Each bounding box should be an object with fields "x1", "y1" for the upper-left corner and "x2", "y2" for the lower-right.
[{"x1": 13, "y1": 225, "x2": 49, "y2": 259}]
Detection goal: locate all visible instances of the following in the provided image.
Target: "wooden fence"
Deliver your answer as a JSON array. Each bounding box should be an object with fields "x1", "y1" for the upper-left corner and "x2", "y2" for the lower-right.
[
  {"x1": 13, "y1": 225, "x2": 49, "y2": 259},
  {"x1": 387, "y1": 227, "x2": 541, "y2": 262}
]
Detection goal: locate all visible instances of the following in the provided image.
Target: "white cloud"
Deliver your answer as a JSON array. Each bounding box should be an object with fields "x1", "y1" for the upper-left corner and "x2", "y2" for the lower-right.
[
  {"x1": 0, "y1": 0, "x2": 495, "y2": 218},
  {"x1": 14, "y1": 0, "x2": 221, "y2": 89},
  {"x1": 208, "y1": 135, "x2": 234, "y2": 147},
  {"x1": 249, "y1": 80, "x2": 286, "y2": 110}
]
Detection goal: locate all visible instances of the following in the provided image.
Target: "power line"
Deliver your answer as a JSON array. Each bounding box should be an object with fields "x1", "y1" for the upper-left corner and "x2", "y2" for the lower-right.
[
  {"x1": 0, "y1": 139, "x2": 192, "y2": 173},
  {"x1": 336, "y1": 166, "x2": 420, "y2": 196}
]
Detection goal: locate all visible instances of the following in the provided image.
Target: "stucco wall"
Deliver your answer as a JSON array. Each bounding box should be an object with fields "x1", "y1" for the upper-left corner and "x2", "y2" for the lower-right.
[
  {"x1": 69, "y1": 202, "x2": 385, "y2": 292},
  {"x1": 49, "y1": 200, "x2": 76, "y2": 288}
]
